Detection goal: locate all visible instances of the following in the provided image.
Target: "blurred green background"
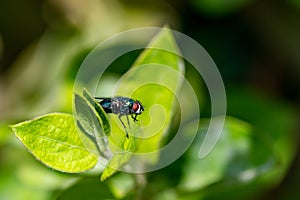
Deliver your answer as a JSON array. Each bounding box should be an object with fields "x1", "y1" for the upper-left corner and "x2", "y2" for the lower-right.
[{"x1": 0, "y1": 0, "x2": 299, "y2": 199}]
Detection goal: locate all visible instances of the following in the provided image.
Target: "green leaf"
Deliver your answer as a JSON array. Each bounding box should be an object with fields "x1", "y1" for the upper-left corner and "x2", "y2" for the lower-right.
[
  {"x1": 74, "y1": 90, "x2": 112, "y2": 160},
  {"x1": 10, "y1": 113, "x2": 97, "y2": 173},
  {"x1": 178, "y1": 117, "x2": 277, "y2": 192},
  {"x1": 100, "y1": 136, "x2": 136, "y2": 181},
  {"x1": 226, "y1": 87, "x2": 297, "y2": 195},
  {"x1": 82, "y1": 89, "x2": 111, "y2": 135},
  {"x1": 108, "y1": 26, "x2": 184, "y2": 162}
]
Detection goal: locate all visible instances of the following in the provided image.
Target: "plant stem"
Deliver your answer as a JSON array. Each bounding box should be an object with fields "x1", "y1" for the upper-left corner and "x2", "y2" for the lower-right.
[{"x1": 134, "y1": 173, "x2": 147, "y2": 200}]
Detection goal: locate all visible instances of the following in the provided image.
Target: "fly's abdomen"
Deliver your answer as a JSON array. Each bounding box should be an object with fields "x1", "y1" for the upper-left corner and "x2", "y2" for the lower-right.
[{"x1": 99, "y1": 98, "x2": 113, "y2": 113}]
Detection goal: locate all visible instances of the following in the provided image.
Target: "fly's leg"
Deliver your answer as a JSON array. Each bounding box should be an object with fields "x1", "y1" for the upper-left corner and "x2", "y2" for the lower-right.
[
  {"x1": 118, "y1": 115, "x2": 129, "y2": 138},
  {"x1": 126, "y1": 115, "x2": 131, "y2": 129},
  {"x1": 131, "y1": 114, "x2": 138, "y2": 122}
]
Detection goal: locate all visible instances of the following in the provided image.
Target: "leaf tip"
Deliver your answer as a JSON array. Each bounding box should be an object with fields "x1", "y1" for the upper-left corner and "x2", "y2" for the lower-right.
[
  {"x1": 9, "y1": 123, "x2": 19, "y2": 134},
  {"x1": 100, "y1": 174, "x2": 107, "y2": 182},
  {"x1": 8, "y1": 124, "x2": 15, "y2": 129}
]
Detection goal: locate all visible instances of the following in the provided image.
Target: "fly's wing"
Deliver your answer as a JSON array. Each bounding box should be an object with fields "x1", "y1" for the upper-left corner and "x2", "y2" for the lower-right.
[{"x1": 95, "y1": 98, "x2": 112, "y2": 113}]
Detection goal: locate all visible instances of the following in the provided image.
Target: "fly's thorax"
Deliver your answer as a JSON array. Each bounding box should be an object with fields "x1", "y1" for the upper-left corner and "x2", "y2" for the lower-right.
[{"x1": 110, "y1": 97, "x2": 131, "y2": 115}]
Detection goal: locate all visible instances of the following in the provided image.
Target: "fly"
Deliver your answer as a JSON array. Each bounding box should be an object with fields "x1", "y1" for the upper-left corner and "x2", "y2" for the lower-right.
[{"x1": 95, "y1": 96, "x2": 144, "y2": 138}]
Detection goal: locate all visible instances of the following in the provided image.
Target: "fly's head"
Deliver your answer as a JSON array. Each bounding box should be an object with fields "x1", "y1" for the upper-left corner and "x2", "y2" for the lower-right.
[{"x1": 131, "y1": 100, "x2": 144, "y2": 115}]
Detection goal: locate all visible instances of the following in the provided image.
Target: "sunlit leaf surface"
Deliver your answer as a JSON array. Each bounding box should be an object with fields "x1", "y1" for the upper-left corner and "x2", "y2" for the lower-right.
[{"x1": 11, "y1": 113, "x2": 97, "y2": 173}]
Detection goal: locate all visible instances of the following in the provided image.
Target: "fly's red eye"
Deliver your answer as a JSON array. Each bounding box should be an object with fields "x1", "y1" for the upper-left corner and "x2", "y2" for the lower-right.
[{"x1": 133, "y1": 102, "x2": 138, "y2": 112}]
